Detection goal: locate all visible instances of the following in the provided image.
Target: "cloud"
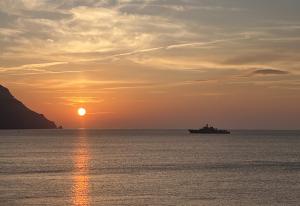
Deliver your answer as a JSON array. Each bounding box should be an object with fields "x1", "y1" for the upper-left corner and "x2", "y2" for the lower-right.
[
  {"x1": 1, "y1": 0, "x2": 299, "y2": 94},
  {"x1": 251, "y1": 69, "x2": 290, "y2": 76},
  {"x1": 84, "y1": 37, "x2": 246, "y2": 64},
  {"x1": 0, "y1": 62, "x2": 68, "y2": 71},
  {"x1": 59, "y1": 96, "x2": 104, "y2": 105},
  {"x1": 0, "y1": 2, "x2": 192, "y2": 61}
]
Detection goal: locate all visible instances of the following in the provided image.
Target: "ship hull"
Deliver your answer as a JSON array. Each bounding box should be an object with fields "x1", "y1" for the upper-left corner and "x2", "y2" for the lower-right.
[{"x1": 189, "y1": 129, "x2": 230, "y2": 134}]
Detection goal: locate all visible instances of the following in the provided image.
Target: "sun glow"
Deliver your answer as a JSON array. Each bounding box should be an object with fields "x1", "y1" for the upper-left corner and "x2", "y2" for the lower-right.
[{"x1": 77, "y1": 108, "x2": 86, "y2": 116}]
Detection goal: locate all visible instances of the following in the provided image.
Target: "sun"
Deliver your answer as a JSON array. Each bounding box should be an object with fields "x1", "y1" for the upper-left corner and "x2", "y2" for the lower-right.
[{"x1": 77, "y1": 107, "x2": 86, "y2": 116}]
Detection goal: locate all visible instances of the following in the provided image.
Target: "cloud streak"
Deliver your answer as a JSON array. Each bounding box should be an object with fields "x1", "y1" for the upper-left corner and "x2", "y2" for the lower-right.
[{"x1": 0, "y1": 62, "x2": 68, "y2": 72}]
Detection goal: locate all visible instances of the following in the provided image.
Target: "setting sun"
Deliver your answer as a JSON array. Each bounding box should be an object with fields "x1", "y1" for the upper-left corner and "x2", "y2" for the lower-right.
[{"x1": 77, "y1": 108, "x2": 86, "y2": 116}]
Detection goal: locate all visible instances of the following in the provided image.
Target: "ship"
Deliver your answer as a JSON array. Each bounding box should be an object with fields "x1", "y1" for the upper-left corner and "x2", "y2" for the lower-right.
[{"x1": 189, "y1": 124, "x2": 230, "y2": 134}]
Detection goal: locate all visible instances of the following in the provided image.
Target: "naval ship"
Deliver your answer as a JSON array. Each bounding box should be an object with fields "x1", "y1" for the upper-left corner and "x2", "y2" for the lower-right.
[{"x1": 189, "y1": 124, "x2": 230, "y2": 134}]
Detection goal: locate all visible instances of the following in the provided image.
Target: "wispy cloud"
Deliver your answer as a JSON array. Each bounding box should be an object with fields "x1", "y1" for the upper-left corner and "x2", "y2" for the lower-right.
[
  {"x1": 59, "y1": 96, "x2": 104, "y2": 106},
  {"x1": 0, "y1": 62, "x2": 68, "y2": 72}
]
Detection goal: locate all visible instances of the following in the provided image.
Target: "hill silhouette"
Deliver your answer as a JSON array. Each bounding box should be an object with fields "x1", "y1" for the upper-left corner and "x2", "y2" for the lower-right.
[{"x1": 0, "y1": 85, "x2": 58, "y2": 129}]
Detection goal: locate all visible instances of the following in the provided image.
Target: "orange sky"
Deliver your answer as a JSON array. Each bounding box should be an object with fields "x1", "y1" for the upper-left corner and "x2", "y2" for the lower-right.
[{"x1": 1, "y1": 0, "x2": 300, "y2": 129}]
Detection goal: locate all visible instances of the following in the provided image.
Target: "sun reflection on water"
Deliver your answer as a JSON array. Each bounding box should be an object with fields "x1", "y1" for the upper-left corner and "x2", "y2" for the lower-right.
[{"x1": 72, "y1": 133, "x2": 90, "y2": 206}]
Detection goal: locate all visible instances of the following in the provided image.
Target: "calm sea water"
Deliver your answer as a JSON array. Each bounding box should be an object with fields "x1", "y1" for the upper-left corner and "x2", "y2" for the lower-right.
[{"x1": 0, "y1": 130, "x2": 299, "y2": 206}]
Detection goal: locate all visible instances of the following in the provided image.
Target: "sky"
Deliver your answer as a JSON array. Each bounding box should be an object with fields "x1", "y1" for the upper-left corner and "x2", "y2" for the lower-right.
[{"x1": 1, "y1": 0, "x2": 300, "y2": 129}]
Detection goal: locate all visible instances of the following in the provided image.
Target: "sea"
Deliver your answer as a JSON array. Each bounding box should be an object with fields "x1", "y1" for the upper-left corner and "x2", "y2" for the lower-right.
[{"x1": 0, "y1": 129, "x2": 299, "y2": 206}]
